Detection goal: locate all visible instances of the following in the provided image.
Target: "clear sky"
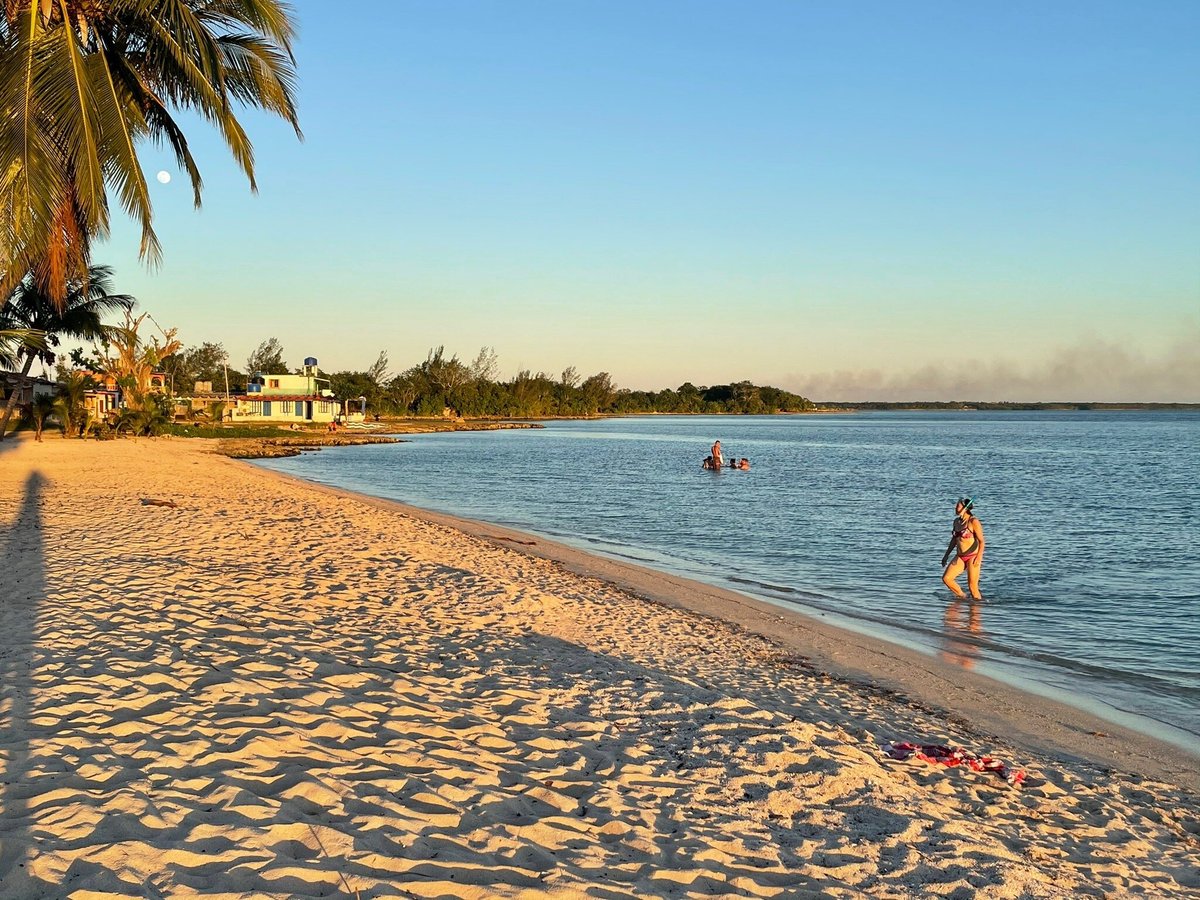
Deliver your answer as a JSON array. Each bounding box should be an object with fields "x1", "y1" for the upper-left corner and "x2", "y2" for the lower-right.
[{"x1": 97, "y1": 1, "x2": 1199, "y2": 401}]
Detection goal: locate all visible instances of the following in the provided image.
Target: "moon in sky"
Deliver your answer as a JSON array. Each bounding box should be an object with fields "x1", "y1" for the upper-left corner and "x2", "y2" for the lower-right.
[{"x1": 156, "y1": 171, "x2": 171, "y2": 184}]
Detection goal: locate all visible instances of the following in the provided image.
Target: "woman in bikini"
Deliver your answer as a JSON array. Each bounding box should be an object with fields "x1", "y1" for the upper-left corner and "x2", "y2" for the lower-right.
[{"x1": 942, "y1": 497, "x2": 985, "y2": 600}]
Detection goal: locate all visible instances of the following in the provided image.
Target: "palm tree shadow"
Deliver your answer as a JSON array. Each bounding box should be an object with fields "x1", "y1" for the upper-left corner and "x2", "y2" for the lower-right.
[
  {"x1": 0, "y1": 427, "x2": 26, "y2": 454},
  {"x1": 0, "y1": 470, "x2": 48, "y2": 892}
]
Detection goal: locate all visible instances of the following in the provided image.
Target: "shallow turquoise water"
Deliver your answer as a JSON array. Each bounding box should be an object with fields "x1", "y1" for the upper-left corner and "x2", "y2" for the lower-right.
[{"x1": 257, "y1": 412, "x2": 1200, "y2": 747}]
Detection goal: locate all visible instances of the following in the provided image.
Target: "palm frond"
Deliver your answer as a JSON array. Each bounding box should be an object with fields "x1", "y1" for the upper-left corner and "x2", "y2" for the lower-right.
[
  {"x1": 43, "y1": 2, "x2": 106, "y2": 226},
  {"x1": 196, "y1": 0, "x2": 296, "y2": 57},
  {"x1": 89, "y1": 44, "x2": 160, "y2": 264},
  {"x1": 215, "y1": 32, "x2": 300, "y2": 134},
  {"x1": 0, "y1": 327, "x2": 47, "y2": 367},
  {"x1": 106, "y1": 47, "x2": 205, "y2": 207},
  {"x1": 1, "y1": 0, "x2": 301, "y2": 300},
  {"x1": 140, "y1": 7, "x2": 258, "y2": 188}
]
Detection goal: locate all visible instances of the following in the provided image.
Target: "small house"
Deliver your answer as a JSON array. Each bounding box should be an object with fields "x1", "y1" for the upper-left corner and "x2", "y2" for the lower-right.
[
  {"x1": 1, "y1": 372, "x2": 57, "y2": 408},
  {"x1": 231, "y1": 357, "x2": 342, "y2": 424},
  {"x1": 81, "y1": 372, "x2": 121, "y2": 421}
]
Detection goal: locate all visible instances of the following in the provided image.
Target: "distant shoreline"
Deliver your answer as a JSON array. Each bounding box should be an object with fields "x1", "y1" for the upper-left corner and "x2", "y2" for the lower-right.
[
  {"x1": 812, "y1": 402, "x2": 1200, "y2": 411},
  {"x1": 605, "y1": 402, "x2": 1200, "y2": 417}
]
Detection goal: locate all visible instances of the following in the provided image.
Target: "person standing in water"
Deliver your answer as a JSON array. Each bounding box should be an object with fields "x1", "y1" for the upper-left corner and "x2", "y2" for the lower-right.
[
  {"x1": 942, "y1": 497, "x2": 985, "y2": 600},
  {"x1": 711, "y1": 440, "x2": 724, "y2": 469}
]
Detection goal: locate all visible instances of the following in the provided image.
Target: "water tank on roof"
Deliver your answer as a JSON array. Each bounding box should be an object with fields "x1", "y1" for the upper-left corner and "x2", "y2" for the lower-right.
[{"x1": 304, "y1": 357, "x2": 318, "y2": 367}]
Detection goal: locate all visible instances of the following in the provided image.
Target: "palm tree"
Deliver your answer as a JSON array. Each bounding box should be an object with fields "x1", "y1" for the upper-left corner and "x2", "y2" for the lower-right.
[
  {"x1": 52, "y1": 368, "x2": 93, "y2": 437},
  {"x1": 0, "y1": 263, "x2": 132, "y2": 438},
  {"x1": 206, "y1": 399, "x2": 226, "y2": 423},
  {"x1": 0, "y1": 1, "x2": 301, "y2": 304},
  {"x1": 29, "y1": 391, "x2": 54, "y2": 440}
]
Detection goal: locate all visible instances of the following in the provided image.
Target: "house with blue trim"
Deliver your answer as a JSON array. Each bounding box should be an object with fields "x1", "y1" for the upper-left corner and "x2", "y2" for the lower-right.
[{"x1": 232, "y1": 357, "x2": 345, "y2": 424}]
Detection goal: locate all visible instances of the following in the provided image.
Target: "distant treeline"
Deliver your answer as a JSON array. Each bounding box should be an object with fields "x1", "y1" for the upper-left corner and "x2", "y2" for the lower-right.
[
  {"x1": 609, "y1": 382, "x2": 814, "y2": 415},
  {"x1": 329, "y1": 351, "x2": 815, "y2": 417},
  {"x1": 818, "y1": 401, "x2": 1200, "y2": 411},
  {"x1": 159, "y1": 341, "x2": 815, "y2": 417},
  {"x1": 145, "y1": 340, "x2": 1198, "y2": 417}
]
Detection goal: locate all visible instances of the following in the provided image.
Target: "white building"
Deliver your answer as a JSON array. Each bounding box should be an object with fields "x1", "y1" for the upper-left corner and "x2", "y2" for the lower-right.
[{"x1": 232, "y1": 357, "x2": 344, "y2": 424}]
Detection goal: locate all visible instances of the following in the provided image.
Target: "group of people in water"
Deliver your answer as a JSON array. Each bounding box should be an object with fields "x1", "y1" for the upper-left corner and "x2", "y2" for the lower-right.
[
  {"x1": 702, "y1": 454, "x2": 750, "y2": 470},
  {"x1": 703, "y1": 439, "x2": 986, "y2": 600},
  {"x1": 702, "y1": 439, "x2": 750, "y2": 470}
]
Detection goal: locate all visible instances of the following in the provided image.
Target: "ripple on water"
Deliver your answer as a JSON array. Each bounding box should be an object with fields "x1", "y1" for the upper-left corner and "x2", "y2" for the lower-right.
[{"x1": 257, "y1": 411, "x2": 1200, "y2": 745}]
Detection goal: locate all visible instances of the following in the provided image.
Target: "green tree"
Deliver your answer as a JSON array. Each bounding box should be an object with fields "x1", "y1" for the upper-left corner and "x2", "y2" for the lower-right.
[
  {"x1": 0, "y1": 263, "x2": 131, "y2": 439},
  {"x1": 470, "y1": 346, "x2": 499, "y2": 383},
  {"x1": 164, "y1": 341, "x2": 237, "y2": 395},
  {"x1": 366, "y1": 350, "x2": 391, "y2": 386},
  {"x1": 508, "y1": 369, "x2": 542, "y2": 417},
  {"x1": 186, "y1": 342, "x2": 230, "y2": 390},
  {"x1": 327, "y1": 350, "x2": 392, "y2": 415},
  {"x1": 67, "y1": 345, "x2": 103, "y2": 370},
  {"x1": 420, "y1": 346, "x2": 470, "y2": 414},
  {"x1": 245, "y1": 337, "x2": 288, "y2": 376},
  {"x1": 0, "y1": 1, "x2": 302, "y2": 304},
  {"x1": 731, "y1": 380, "x2": 764, "y2": 414},
  {"x1": 579, "y1": 372, "x2": 614, "y2": 415},
  {"x1": 386, "y1": 370, "x2": 420, "y2": 415},
  {"x1": 328, "y1": 370, "x2": 377, "y2": 409}
]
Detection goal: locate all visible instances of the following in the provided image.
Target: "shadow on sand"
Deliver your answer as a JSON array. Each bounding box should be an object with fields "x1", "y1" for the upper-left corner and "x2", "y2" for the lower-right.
[
  {"x1": 0, "y1": 455, "x2": 1190, "y2": 897},
  {"x1": 0, "y1": 470, "x2": 46, "y2": 894}
]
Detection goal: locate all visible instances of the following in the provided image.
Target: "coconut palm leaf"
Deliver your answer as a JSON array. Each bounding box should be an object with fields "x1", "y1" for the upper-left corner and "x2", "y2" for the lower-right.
[
  {"x1": 0, "y1": 0, "x2": 301, "y2": 303},
  {"x1": 0, "y1": 327, "x2": 44, "y2": 367}
]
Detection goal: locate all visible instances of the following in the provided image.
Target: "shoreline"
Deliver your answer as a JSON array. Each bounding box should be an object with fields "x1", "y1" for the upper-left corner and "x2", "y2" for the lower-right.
[
  {"x1": 248, "y1": 456, "x2": 1200, "y2": 793},
  {"x1": 4, "y1": 436, "x2": 1199, "y2": 897}
]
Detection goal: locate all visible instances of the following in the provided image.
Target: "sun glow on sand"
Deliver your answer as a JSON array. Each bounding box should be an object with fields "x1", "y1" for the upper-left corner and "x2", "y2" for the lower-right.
[{"x1": 0, "y1": 438, "x2": 1195, "y2": 896}]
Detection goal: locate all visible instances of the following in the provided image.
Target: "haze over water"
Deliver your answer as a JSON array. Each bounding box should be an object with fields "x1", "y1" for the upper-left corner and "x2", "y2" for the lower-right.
[{"x1": 258, "y1": 412, "x2": 1200, "y2": 748}]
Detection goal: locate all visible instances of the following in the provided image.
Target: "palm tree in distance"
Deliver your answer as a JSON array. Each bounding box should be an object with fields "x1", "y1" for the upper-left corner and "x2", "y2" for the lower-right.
[
  {"x1": 53, "y1": 368, "x2": 93, "y2": 437},
  {"x1": 30, "y1": 390, "x2": 55, "y2": 440},
  {"x1": 0, "y1": 263, "x2": 132, "y2": 439},
  {"x1": 0, "y1": 1, "x2": 302, "y2": 305}
]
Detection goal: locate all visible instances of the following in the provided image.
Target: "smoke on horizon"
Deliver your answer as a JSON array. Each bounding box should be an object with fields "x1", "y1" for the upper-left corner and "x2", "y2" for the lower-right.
[{"x1": 785, "y1": 331, "x2": 1200, "y2": 404}]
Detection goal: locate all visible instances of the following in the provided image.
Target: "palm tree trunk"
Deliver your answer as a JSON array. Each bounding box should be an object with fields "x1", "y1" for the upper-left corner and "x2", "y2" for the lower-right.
[{"x1": 0, "y1": 354, "x2": 36, "y2": 441}]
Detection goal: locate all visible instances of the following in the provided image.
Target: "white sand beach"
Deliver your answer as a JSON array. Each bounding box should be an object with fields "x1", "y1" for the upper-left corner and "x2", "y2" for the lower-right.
[{"x1": 1, "y1": 436, "x2": 1198, "y2": 898}]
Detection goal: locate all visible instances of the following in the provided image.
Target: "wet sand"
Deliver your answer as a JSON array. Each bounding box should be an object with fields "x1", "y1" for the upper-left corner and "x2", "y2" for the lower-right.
[{"x1": 1, "y1": 436, "x2": 1197, "y2": 898}]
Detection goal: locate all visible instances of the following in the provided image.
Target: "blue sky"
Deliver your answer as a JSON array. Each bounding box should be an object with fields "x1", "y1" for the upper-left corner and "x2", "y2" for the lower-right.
[{"x1": 98, "y1": 1, "x2": 1199, "y2": 400}]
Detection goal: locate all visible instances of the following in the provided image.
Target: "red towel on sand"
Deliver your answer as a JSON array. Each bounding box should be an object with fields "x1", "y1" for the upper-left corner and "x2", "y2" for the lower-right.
[{"x1": 883, "y1": 741, "x2": 1026, "y2": 786}]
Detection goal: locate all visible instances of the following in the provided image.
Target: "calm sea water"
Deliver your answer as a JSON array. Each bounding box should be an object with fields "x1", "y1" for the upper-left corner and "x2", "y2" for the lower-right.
[{"x1": 256, "y1": 412, "x2": 1200, "y2": 748}]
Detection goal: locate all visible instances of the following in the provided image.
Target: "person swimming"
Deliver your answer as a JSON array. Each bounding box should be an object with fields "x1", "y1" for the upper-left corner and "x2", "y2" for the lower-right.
[{"x1": 941, "y1": 497, "x2": 984, "y2": 600}]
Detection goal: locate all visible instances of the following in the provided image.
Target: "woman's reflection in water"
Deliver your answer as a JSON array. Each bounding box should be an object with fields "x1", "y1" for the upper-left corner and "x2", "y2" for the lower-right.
[{"x1": 941, "y1": 598, "x2": 984, "y2": 670}]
